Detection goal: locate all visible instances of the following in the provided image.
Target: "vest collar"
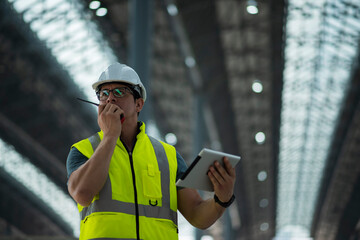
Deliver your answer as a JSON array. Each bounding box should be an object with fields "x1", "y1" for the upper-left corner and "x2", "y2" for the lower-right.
[
  {"x1": 97, "y1": 121, "x2": 146, "y2": 150},
  {"x1": 136, "y1": 121, "x2": 146, "y2": 139}
]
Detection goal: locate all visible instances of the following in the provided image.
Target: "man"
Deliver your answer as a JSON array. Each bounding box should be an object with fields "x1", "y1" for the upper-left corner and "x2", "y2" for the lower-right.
[{"x1": 66, "y1": 62, "x2": 236, "y2": 240}]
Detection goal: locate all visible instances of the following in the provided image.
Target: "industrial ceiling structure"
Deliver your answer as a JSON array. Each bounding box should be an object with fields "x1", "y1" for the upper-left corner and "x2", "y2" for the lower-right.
[{"x1": 0, "y1": 0, "x2": 359, "y2": 239}]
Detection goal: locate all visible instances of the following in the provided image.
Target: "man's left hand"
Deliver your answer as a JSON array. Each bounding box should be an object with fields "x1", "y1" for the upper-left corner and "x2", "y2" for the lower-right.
[{"x1": 207, "y1": 157, "x2": 236, "y2": 203}]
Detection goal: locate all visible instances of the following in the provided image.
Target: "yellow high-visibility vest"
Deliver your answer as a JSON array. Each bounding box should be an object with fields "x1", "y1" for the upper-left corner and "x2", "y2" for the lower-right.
[{"x1": 72, "y1": 123, "x2": 179, "y2": 240}]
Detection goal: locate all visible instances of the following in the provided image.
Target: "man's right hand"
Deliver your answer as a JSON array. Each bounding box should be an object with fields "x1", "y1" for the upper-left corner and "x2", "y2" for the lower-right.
[
  {"x1": 98, "y1": 103, "x2": 124, "y2": 138},
  {"x1": 69, "y1": 104, "x2": 123, "y2": 206}
]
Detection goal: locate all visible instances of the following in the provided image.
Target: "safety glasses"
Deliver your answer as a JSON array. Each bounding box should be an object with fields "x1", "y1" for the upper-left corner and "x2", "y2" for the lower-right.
[{"x1": 96, "y1": 87, "x2": 133, "y2": 101}]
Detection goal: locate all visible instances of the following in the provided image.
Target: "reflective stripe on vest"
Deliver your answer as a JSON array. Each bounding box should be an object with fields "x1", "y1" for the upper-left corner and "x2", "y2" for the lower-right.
[
  {"x1": 88, "y1": 238, "x2": 138, "y2": 240},
  {"x1": 88, "y1": 133, "x2": 101, "y2": 151},
  {"x1": 80, "y1": 134, "x2": 177, "y2": 225}
]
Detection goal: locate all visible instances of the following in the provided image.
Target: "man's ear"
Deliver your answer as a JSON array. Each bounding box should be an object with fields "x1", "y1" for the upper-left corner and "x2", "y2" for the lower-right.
[{"x1": 135, "y1": 98, "x2": 144, "y2": 113}]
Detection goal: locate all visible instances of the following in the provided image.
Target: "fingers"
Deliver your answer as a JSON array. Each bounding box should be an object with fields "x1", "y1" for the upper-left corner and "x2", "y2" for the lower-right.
[
  {"x1": 208, "y1": 157, "x2": 236, "y2": 203},
  {"x1": 98, "y1": 103, "x2": 106, "y2": 116},
  {"x1": 223, "y1": 157, "x2": 236, "y2": 178},
  {"x1": 209, "y1": 157, "x2": 235, "y2": 177},
  {"x1": 99, "y1": 103, "x2": 123, "y2": 119},
  {"x1": 97, "y1": 103, "x2": 124, "y2": 137},
  {"x1": 207, "y1": 157, "x2": 236, "y2": 189},
  {"x1": 98, "y1": 102, "x2": 116, "y2": 117},
  {"x1": 208, "y1": 162, "x2": 226, "y2": 185}
]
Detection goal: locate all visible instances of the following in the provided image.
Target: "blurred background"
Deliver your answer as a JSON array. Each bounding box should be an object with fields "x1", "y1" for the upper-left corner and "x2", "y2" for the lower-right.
[{"x1": 0, "y1": 0, "x2": 359, "y2": 239}]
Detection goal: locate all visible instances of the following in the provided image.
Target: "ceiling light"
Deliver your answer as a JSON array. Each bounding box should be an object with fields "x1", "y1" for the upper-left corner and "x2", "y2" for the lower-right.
[
  {"x1": 247, "y1": 0, "x2": 259, "y2": 15},
  {"x1": 89, "y1": 0, "x2": 100, "y2": 10},
  {"x1": 252, "y1": 80, "x2": 263, "y2": 93},
  {"x1": 259, "y1": 198, "x2": 269, "y2": 208},
  {"x1": 185, "y1": 56, "x2": 196, "y2": 68},
  {"x1": 260, "y1": 222, "x2": 269, "y2": 231},
  {"x1": 165, "y1": 133, "x2": 178, "y2": 145},
  {"x1": 167, "y1": 4, "x2": 178, "y2": 16},
  {"x1": 257, "y1": 170, "x2": 267, "y2": 181},
  {"x1": 96, "y1": 7, "x2": 107, "y2": 17},
  {"x1": 255, "y1": 132, "x2": 266, "y2": 144}
]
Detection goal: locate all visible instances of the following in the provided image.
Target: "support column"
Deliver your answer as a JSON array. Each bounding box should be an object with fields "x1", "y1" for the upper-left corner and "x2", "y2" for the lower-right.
[{"x1": 129, "y1": 0, "x2": 154, "y2": 123}]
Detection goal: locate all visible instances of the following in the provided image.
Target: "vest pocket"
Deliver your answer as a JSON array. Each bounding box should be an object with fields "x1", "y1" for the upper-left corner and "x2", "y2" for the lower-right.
[{"x1": 142, "y1": 164, "x2": 162, "y2": 201}]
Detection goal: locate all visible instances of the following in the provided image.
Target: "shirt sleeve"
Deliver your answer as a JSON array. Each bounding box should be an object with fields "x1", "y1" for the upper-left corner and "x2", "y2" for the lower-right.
[
  {"x1": 66, "y1": 147, "x2": 88, "y2": 180},
  {"x1": 176, "y1": 151, "x2": 188, "y2": 182}
]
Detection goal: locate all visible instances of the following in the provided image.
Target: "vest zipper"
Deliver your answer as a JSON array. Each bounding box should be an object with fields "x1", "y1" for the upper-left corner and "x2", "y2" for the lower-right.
[{"x1": 123, "y1": 144, "x2": 140, "y2": 240}]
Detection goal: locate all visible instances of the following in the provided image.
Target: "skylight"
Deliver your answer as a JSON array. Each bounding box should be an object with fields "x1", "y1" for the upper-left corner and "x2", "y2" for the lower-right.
[
  {"x1": 277, "y1": 0, "x2": 360, "y2": 237},
  {"x1": 8, "y1": 0, "x2": 117, "y2": 103}
]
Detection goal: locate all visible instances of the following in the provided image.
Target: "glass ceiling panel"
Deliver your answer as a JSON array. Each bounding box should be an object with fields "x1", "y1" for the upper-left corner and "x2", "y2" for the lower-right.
[
  {"x1": 277, "y1": 0, "x2": 360, "y2": 237},
  {"x1": 8, "y1": 0, "x2": 117, "y2": 102}
]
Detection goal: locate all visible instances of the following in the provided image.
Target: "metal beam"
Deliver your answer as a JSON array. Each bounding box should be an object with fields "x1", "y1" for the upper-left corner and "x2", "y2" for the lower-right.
[
  {"x1": 129, "y1": 0, "x2": 154, "y2": 123},
  {"x1": 0, "y1": 113, "x2": 67, "y2": 192},
  {"x1": 312, "y1": 43, "x2": 360, "y2": 240},
  {"x1": 0, "y1": 169, "x2": 72, "y2": 235}
]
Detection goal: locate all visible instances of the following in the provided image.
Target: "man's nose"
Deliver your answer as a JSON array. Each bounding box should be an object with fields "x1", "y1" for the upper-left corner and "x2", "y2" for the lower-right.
[{"x1": 106, "y1": 92, "x2": 116, "y2": 103}]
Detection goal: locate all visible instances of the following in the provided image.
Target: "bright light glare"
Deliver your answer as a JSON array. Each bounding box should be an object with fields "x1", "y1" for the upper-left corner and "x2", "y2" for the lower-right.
[
  {"x1": 89, "y1": 0, "x2": 100, "y2": 10},
  {"x1": 247, "y1": 0, "x2": 259, "y2": 15},
  {"x1": 8, "y1": 0, "x2": 118, "y2": 104},
  {"x1": 146, "y1": 121, "x2": 163, "y2": 140},
  {"x1": 201, "y1": 236, "x2": 214, "y2": 240},
  {"x1": 252, "y1": 80, "x2": 263, "y2": 93},
  {"x1": 276, "y1": 225, "x2": 312, "y2": 239},
  {"x1": 247, "y1": 5, "x2": 259, "y2": 14},
  {"x1": 185, "y1": 56, "x2": 196, "y2": 68},
  {"x1": 178, "y1": 212, "x2": 196, "y2": 240},
  {"x1": 0, "y1": 139, "x2": 79, "y2": 236},
  {"x1": 260, "y1": 222, "x2": 269, "y2": 231},
  {"x1": 255, "y1": 132, "x2": 266, "y2": 144},
  {"x1": 257, "y1": 170, "x2": 267, "y2": 181},
  {"x1": 167, "y1": 4, "x2": 178, "y2": 16},
  {"x1": 96, "y1": 7, "x2": 108, "y2": 17},
  {"x1": 165, "y1": 133, "x2": 178, "y2": 145}
]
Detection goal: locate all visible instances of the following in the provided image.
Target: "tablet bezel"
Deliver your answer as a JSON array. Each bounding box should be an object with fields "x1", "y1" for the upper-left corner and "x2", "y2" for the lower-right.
[{"x1": 176, "y1": 148, "x2": 241, "y2": 192}]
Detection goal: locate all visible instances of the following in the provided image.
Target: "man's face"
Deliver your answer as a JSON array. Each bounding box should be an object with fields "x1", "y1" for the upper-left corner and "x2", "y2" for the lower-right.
[{"x1": 98, "y1": 82, "x2": 144, "y2": 122}]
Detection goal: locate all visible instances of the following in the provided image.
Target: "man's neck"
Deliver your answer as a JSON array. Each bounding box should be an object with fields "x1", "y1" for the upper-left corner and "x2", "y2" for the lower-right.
[{"x1": 121, "y1": 122, "x2": 139, "y2": 152}]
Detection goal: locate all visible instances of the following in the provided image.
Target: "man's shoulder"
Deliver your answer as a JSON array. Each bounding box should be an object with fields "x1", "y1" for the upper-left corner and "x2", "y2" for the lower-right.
[
  {"x1": 71, "y1": 131, "x2": 102, "y2": 157},
  {"x1": 73, "y1": 131, "x2": 102, "y2": 145},
  {"x1": 147, "y1": 135, "x2": 176, "y2": 150}
]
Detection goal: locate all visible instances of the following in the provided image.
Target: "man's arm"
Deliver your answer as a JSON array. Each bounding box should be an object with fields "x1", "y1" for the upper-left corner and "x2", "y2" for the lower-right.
[
  {"x1": 67, "y1": 135, "x2": 117, "y2": 207},
  {"x1": 177, "y1": 157, "x2": 236, "y2": 229},
  {"x1": 67, "y1": 103, "x2": 123, "y2": 207}
]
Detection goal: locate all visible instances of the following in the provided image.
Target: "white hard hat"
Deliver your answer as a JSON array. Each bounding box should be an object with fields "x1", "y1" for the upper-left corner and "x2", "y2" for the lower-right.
[{"x1": 92, "y1": 62, "x2": 147, "y2": 102}]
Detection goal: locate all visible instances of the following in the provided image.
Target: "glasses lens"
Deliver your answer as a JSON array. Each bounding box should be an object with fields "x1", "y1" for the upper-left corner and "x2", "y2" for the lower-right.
[
  {"x1": 99, "y1": 89, "x2": 110, "y2": 100},
  {"x1": 113, "y1": 88, "x2": 126, "y2": 97},
  {"x1": 97, "y1": 87, "x2": 132, "y2": 100}
]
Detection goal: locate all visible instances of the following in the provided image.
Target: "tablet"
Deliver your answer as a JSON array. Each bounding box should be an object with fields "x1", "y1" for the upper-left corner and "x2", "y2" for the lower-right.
[{"x1": 176, "y1": 148, "x2": 241, "y2": 192}]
